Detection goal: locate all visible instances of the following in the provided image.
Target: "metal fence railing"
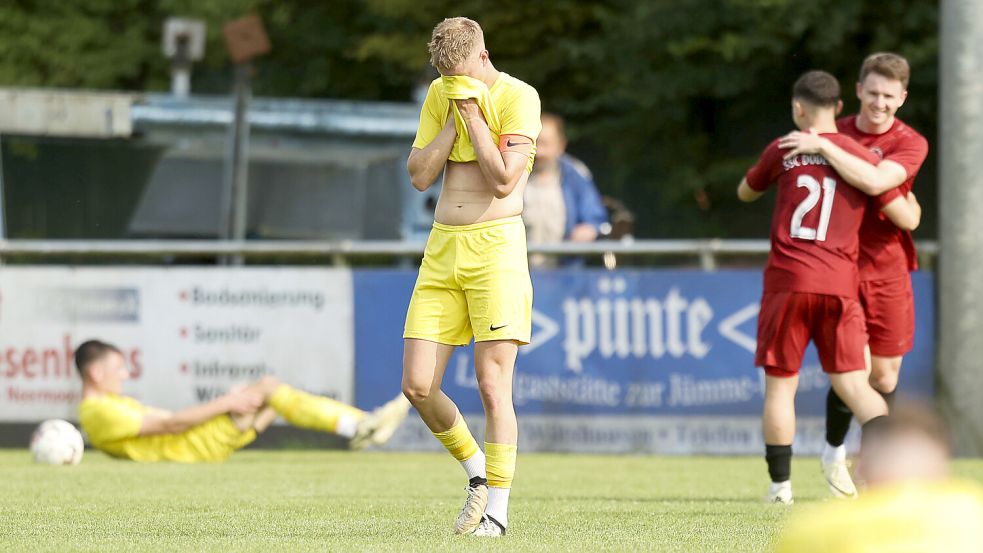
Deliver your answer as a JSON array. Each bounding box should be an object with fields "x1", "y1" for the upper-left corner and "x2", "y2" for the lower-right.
[{"x1": 0, "y1": 239, "x2": 940, "y2": 271}]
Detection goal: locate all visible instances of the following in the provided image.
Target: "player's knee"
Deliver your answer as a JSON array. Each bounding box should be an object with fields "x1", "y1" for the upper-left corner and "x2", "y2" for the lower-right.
[
  {"x1": 869, "y1": 358, "x2": 901, "y2": 394},
  {"x1": 401, "y1": 378, "x2": 433, "y2": 405},
  {"x1": 477, "y1": 378, "x2": 508, "y2": 412},
  {"x1": 870, "y1": 372, "x2": 898, "y2": 394}
]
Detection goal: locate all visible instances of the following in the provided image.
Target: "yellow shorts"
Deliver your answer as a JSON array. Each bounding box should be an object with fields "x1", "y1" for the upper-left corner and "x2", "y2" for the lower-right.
[
  {"x1": 177, "y1": 414, "x2": 257, "y2": 462},
  {"x1": 404, "y1": 216, "x2": 533, "y2": 346},
  {"x1": 100, "y1": 414, "x2": 257, "y2": 463}
]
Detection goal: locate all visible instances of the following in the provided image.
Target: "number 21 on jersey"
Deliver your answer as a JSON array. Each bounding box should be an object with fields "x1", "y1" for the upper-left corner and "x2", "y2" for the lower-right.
[{"x1": 790, "y1": 175, "x2": 836, "y2": 241}]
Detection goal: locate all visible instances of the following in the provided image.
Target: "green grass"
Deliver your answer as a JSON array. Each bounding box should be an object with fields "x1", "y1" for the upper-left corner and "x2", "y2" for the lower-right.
[{"x1": 3, "y1": 450, "x2": 983, "y2": 552}]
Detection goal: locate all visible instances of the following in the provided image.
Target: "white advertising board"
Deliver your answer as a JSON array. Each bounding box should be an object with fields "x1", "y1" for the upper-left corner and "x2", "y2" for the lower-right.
[
  {"x1": 0, "y1": 88, "x2": 134, "y2": 137},
  {"x1": 384, "y1": 415, "x2": 859, "y2": 456},
  {"x1": 0, "y1": 267, "x2": 353, "y2": 422}
]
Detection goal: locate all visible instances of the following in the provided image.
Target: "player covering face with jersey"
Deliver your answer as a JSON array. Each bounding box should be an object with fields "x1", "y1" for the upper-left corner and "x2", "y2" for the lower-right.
[
  {"x1": 402, "y1": 17, "x2": 542, "y2": 538},
  {"x1": 736, "y1": 70, "x2": 913, "y2": 505}
]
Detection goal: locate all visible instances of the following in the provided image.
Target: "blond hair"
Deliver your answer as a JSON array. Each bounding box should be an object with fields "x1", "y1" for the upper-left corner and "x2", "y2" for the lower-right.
[
  {"x1": 860, "y1": 52, "x2": 911, "y2": 89},
  {"x1": 428, "y1": 17, "x2": 482, "y2": 73}
]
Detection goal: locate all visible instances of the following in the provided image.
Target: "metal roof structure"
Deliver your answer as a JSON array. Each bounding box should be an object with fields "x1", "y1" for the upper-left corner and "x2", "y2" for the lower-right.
[{"x1": 132, "y1": 93, "x2": 420, "y2": 137}]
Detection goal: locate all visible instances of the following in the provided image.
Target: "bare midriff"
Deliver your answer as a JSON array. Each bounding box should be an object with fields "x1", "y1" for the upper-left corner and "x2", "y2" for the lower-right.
[{"x1": 433, "y1": 160, "x2": 529, "y2": 226}]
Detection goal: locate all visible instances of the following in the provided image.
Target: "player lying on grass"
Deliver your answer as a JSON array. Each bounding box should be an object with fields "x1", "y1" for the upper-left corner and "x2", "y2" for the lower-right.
[
  {"x1": 774, "y1": 400, "x2": 983, "y2": 552},
  {"x1": 778, "y1": 52, "x2": 928, "y2": 499},
  {"x1": 402, "y1": 16, "x2": 541, "y2": 537},
  {"x1": 76, "y1": 340, "x2": 409, "y2": 462},
  {"x1": 737, "y1": 70, "x2": 920, "y2": 504}
]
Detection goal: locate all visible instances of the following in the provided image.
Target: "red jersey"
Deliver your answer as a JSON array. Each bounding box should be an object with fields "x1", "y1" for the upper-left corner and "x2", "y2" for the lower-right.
[
  {"x1": 837, "y1": 115, "x2": 928, "y2": 281},
  {"x1": 747, "y1": 134, "x2": 880, "y2": 298}
]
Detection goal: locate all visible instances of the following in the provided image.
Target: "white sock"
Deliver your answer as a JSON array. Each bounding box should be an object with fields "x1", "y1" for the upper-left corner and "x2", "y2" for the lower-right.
[
  {"x1": 822, "y1": 442, "x2": 846, "y2": 465},
  {"x1": 768, "y1": 480, "x2": 791, "y2": 495},
  {"x1": 461, "y1": 450, "x2": 486, "y2": 480},
  {"x1": 336, "y1": 414, "x2": 359, "y2": 438},
  {"x1": 485, "y1": 487, "x2": 510, "y2": 527}
]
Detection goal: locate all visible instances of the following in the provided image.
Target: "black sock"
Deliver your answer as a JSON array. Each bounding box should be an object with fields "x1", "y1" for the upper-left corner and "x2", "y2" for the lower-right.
[
  {"x1": 879, "y1": 389, "x2": 897, "y2": 410},
  {"x1": 825, "y1": 388, "x2": 854, "y2": 447},
  {"x1": 765, "y1": 444, "x2": 792, "y2": 483},
  {"x1": 861, "y1": 415, "x2": 890, "y2": 450}
]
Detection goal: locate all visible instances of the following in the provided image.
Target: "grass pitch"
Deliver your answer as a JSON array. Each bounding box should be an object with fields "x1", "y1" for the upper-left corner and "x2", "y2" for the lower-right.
[{"x1": 3, "y1": 450, "x2": 983, "y2": 552}]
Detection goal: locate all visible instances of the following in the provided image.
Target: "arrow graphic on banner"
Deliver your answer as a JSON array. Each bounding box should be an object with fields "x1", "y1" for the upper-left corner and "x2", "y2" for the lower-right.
[
  {"x1": 522, "y1": 309, "x2": 559, "y2": 355},
  {"x1": 718, "y1": 302, "x2": 760, "y2": 353}
]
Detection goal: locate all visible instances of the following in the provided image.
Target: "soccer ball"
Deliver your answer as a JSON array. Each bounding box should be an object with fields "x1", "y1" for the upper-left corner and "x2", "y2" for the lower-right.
[{"x1": 30, "y1": 419, "x2": 84, "y2": 465}]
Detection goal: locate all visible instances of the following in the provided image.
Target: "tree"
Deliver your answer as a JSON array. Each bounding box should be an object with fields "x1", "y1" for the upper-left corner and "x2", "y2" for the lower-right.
[
  {"x1": 0, "y1": 0, "x2": 939, "y2": 238},
  {"x1": 351, "y1": 0, "x2": 938, "y2": 239}
]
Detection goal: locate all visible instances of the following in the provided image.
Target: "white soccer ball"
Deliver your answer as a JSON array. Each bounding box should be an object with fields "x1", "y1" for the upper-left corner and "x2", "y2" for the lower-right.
[{"x1": 30, "y1": 419, "x2": 84, "y2": 465}]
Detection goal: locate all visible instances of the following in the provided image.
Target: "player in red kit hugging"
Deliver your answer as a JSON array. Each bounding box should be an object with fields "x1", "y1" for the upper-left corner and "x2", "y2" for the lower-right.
[
  {"x1": 779, "y1": 53, "x2": 928, "y2": 498},
  {"x1": 737, "y1": 70, "x2": 920, "y2": 504}
]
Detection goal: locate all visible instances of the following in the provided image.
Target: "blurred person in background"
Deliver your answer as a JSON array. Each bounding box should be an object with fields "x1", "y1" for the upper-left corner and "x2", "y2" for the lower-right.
[
  {"x1": 774, "y1": 400, "x2": 983, "y2": 552},
  {"x1": 523, "y1": 113, "x2": 609, "y2": 268},
  {"x1": 76, "y1": 340, "x2": 409, "y2": 462}
]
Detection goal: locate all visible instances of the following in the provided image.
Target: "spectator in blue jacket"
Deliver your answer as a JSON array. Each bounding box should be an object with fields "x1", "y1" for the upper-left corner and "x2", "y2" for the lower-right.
[{"x1": 524, "y1": 113, "x2": 609, "y2": 267}]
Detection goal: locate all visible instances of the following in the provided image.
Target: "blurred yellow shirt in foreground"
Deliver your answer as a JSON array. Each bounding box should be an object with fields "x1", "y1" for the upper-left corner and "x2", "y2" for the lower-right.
[{"x1": 774, "y1": 480, "x2": 983, "y2": 553}]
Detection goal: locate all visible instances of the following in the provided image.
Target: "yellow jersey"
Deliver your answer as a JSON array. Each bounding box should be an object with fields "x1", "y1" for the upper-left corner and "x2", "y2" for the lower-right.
[
  {"x1": 774, "y1": 479, "x2": 983, "y2": 553},
  {"x1": 79, "y1": 394, "x2": 255, "y2": 463},
  {"x1": 412, "y1": 72, "x2": 541, "y2": 173}
]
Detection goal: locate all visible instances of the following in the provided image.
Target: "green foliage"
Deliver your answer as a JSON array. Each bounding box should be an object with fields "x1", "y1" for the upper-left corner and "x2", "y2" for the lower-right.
[
  {"x1": 346, "y1": 0, "x2": 938, "y2": 238},
  {"x1": 0, "y1": 0, "x2": 939, "y2": 238},
  {"x1": 0, "y1": 0, "x2": 161, "y2": 89}
]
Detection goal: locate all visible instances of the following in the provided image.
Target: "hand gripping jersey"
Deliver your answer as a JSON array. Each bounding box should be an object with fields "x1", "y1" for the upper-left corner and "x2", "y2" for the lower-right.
[
  {"x1": 746, "y1": 133, "x2": 882, "y2": 298},
  {"x1": 412, "y1": 72, "x2": 542, "y2": 173}
]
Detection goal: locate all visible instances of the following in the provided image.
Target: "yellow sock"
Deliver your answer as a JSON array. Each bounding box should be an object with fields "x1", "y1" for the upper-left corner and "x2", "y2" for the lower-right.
[
  {"x1": 267, "y1": 384, "x2": 365, "y2": 437},
  {"x1": 432, "y1": 413, "x2": 480, "y2": 462},
  {"x1": 485, "y1": 442, "x2": 517, "y2": 488}
]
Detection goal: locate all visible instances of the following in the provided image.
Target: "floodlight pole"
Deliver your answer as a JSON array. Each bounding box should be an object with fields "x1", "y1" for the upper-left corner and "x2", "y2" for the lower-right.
[
  {"x1": 220, "y1": 62, "x2": 252, "y2": 251},
  {"x1": 939, "y1": 0, "x2": 983, "y2": 455},
  {"x1": 218, "y1": 14, "x2": 270, "y2": 265},
  {"x1": 0, "y1": 133, "x2": 5, "y2": 241}
]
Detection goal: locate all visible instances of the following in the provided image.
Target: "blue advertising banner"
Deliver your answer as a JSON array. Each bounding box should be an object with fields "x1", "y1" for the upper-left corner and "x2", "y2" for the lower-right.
[{"x1": 354, "y1": 269, "x2": 934, "y2": 453}]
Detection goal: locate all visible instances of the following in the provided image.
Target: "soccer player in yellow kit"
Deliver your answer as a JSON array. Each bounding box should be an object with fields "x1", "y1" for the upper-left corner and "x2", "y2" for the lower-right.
[
  {"x1": 76, "y1": 340, "x2": 408, "y2": 462},
  {"x1": 401, "y1": 17, "x2": 541, "y2": 537},
  {"x1": 774, "y1": 401, "x2": 983, "y2": 552}
]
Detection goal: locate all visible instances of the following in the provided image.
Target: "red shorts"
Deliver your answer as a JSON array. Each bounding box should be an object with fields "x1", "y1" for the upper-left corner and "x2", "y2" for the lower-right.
[
  {"x1": 859, "y1": 275, "x2": 915, "y2": 357},
  {"x1": 756, "y1": 292, "x2": 868, "y2": 377}
]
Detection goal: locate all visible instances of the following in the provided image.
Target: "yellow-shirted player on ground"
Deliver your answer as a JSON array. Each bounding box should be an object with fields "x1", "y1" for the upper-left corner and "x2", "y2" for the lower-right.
[
  {"x1": 774, "y1": 401, "x2": 983, "y2": 552},
  {"x1": 76, "y1": 340, "x2": 409, "y2": 462},
  {"x1": 401, "y1": 17, "x2": 541, "y2": 537}
]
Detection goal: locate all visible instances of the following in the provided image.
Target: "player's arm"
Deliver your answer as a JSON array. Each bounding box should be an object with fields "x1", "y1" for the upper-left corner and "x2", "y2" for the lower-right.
[
  {"x1": 737, "y1": 177, "x2": 764, "y2": 202},
  {"x1": 879, "y1": 191, "x2": 922, "y2": 231},
  {"x1": 740, "y1": 141, "x2": 779, "y2": 202},
  {"x1": 138, "y1": 390, "x2": 261, "y2": 436},
  {"x1": 145, "y1": 407, "x2": 173, "y2": 417},
  {"x1": 407, "y1": 105, "x2": 456, "y2": 191},
  {"x1": 456, "y1": 98, "x2": 532, "y2": 199},
  {"x1": 779, "y1": 131, "x2": 907, "y2": 195}
]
